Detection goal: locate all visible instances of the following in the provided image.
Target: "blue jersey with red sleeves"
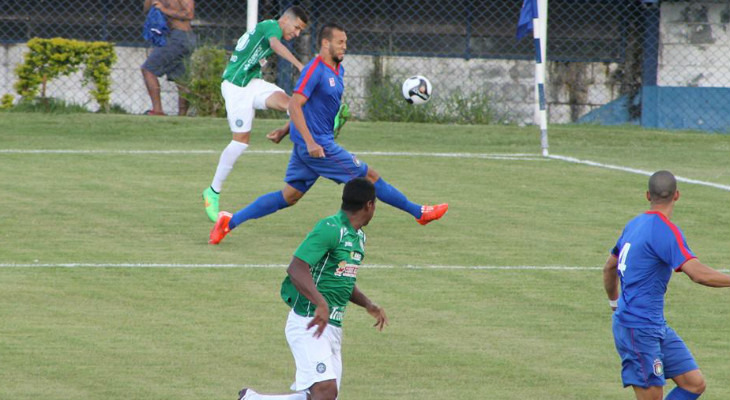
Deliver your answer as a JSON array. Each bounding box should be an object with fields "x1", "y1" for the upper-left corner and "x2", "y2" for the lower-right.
[
  {"x1": 611, "y1": 211, "x2": 696, "y2": 328},
  {"x1": 289, "y1": 55, "x2": 344, "y2": 147}
]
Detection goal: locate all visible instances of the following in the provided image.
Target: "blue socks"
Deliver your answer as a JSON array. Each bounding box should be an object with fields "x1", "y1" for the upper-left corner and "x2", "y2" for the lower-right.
[
  {"x1": 374, "y1": 178, "x2": 422, "y2": 219},
  {"x1": 665, "y1": 387, "x2": 701, "y2": 400},
  {"x1": 229, "y1": 191, "x2": 290, "y2": 229},
  {"x1": 228, "y1": 178, "x2": 420, "y2": 229}
]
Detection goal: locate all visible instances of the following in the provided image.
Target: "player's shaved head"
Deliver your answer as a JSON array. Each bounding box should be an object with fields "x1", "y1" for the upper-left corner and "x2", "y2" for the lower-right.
[
  {"x1": 648, "y1": 170, "x2": 677, "y2": 204},
  {"x1": 342, "y1": 178, "x2": 375, "y2": 212},
  {"x1": 318, "y1": 22, "x2": 345, "y2": 46}
]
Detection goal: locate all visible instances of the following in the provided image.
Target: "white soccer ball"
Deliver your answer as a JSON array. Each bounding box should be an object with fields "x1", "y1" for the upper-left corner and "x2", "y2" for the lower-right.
[{"x1": 402, "y1": 75, "x2": 432, "y2": 105}]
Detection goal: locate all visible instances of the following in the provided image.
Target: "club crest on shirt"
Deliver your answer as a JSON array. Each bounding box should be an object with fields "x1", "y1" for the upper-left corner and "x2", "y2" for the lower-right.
[
  {"x1": 329, "y1": 77, "x2": 335, "y2": 87},
  {"x1": 653, "y1": 358, "x2": 664, "y2": 376},
  {"x1": 316, "y1": 362, "x2": 327, "y2": 373}
]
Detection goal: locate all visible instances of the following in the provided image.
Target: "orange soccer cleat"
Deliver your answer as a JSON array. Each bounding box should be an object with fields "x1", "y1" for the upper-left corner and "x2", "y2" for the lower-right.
[
  {"x1": 209, "y1": 211, "x2": 232, "y2": 244},
  {"x1": 416, "y1": 203, "x2": 449, "y2": 225}
]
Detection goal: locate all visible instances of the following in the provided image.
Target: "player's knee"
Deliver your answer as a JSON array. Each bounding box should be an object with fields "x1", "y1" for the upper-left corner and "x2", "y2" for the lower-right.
[
  {"x1": 365, "y1": 168, "x2": 380, "y2": 183},
  {"x1": 309, "y1": 380, "x2": 337, "y2": 400},
  {"x1": 282, "y1": 187, "x2": 304, "y2": 206},
  {"x1": 686, "y1": 378, "x2": 706, "y2": 394},
  {"x1": 266, "y1": 92, "x2": 290, "y2": 111}
]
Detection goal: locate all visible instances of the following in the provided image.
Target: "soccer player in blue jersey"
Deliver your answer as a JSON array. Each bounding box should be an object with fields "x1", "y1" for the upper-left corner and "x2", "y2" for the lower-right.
[
  {"x1": 603, "y1": 170, "x2": 730, "y2": 400},
  {"x1": 209, "y1": 22, "x2": 448, "y2": 245}
]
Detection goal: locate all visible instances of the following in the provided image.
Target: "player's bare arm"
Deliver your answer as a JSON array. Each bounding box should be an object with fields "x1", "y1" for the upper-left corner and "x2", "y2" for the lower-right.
[
  {"x1": 287, "y1": 256, "x2": 329, "y2": 337},
  {"x1": 350, "y1": 285, "x2": 388, "y2": 331},
  {"x1": 269, "y1": 37, "x2": 304, "y2": 72},
  {"x1": 289, "y1": 93, "x2": 324, "y2": 157},
  {"x1": 266, "y1": 122, "x2": 290, "y2": 144},
  {"x1": 681, "y1": 258, "x2": 730, "y2": 287},
  {"x1": 603, "y1": 255, "x2": 620, "y2": 311}
]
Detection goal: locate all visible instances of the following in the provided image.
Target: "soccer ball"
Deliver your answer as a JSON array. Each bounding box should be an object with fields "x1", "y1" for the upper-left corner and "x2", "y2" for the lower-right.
[{"x1": 402, "y1": 75, "x2": 432, "y2": 105}]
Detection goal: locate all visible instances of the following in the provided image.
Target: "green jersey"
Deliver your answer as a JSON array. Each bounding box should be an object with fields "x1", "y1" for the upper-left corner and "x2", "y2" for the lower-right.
[
  {"x1": 281, "y1": 210, "x2": 367, "y2": 327},
  {"x1": 222, "y1": 19, "x2": 282, "y2": 87}
]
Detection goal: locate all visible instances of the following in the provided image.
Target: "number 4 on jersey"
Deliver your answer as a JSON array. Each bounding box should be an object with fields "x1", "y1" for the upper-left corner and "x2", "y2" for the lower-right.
[{"x1": 617, "y1": 243, "x2": 631, "y2": 276}]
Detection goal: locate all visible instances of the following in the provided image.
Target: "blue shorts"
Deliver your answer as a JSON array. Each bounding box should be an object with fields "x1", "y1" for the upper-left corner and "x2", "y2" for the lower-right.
[
  {"x1": 285, "y1": 142, "x2": 368, "y2": 193},
  {"x1": 141, "y1": 29, "x2": 196, "y2": 81},
  {"x1": 612, "y1": 319, "x2": 698, "y2": 388}
]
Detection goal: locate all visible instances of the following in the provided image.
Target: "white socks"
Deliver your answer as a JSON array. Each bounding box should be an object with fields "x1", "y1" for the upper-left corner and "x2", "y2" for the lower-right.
[
  {"x1": 211, "y1": 140, "x2": 249, "y2": 192},
  {"x1": 244, "y1": 389, "x2": 307, "y2": 400}
]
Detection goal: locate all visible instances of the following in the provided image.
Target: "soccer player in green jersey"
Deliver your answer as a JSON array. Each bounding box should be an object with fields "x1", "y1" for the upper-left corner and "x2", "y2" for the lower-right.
[
  {"x1": 237, "y1": 178, "x2": 388, "y2": 400},
  {"x1": 202, "y1": 7, "x2": 308, "y2": 222}
]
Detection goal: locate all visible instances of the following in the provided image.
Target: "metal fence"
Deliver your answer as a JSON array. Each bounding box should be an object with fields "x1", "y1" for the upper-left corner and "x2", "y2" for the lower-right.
[{"x1": 1, "y1": 0, "x2": 729, "y2": 131}]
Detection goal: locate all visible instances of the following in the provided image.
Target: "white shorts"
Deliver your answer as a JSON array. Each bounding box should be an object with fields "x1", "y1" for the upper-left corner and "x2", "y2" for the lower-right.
[
  {"x1": 221, "y1": 78, "x2": 284, "y2": 133},
  {"x1": 285, "y1": 310, "x2": 343, "y2": 392}
]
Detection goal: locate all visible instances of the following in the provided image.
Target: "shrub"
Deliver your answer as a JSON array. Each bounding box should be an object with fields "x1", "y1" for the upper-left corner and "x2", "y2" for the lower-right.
[
  {"x1": 14, "y1": 38, "x2": 117, "y2": 111},
  {"x1": 178, "y1": 45, "x2": 228, "y2": 117}
]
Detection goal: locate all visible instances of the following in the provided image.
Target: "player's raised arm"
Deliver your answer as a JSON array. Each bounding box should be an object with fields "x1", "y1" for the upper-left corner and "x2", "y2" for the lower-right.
[
  {"x1": 286, "y1": 256, "x2": 329, "y2": 337},
  {"x1": 350, "y1": 285, "x2": 388, "y2": 331},
  {"x1": 681, "y1": 258, "x2": 730, "y2": 287},
  {"x1": 269, "y1": 37, "x2": 304, "y2": 72},
  {"x1": 289, "y1": 92, "x2": 324, "y2": 158}
]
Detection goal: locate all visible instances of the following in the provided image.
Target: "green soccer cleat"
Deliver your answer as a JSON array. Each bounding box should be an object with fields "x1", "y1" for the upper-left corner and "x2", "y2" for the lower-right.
[
  {"x1": 333, "y1": 103, "x2": 350, "y2": 138},
  {"x1": 202, "y1": 187, "x2": 220, "y2": 222}
]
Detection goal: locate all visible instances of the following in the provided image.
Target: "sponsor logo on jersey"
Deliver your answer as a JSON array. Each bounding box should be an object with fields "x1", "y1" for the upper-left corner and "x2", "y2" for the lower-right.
[
  {"x1": 334, "y1": 260, "x2": 359, "y2": 277},
  {"x1": 344, "y1": 241, "x2": 353, "y2": 248},
  {"x1": 352, "y1": 155, "x2": 361, "y2": 167},
  {"x1": 329, "y1": 306, "x2": 345, "y2": 322},
  {"x1": 316, "y1": 362, "x2": 327, "y2": 373},
  {"x1": 329, "y1": 77, "x2": 335, "y2": 87},
  {"x1": 350, "y1": 251, "x2": 362, "y2": 262},
  {"x1": 653, "y1": 358, "x2": 664, "y2": 376}
]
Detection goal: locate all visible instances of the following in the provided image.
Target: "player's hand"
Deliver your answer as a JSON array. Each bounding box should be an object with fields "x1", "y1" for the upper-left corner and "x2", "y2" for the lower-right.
[
  {"x1": 366, "y1": 303, "x2": 388, "y2": 331},
  {"x1": 307, "y1": 142, "x2": 325, "y2": 158},
  {"x1": 152, "y1": 1, "x2": 162, "y2": 9},
  {"x1": 307, "y1": 305, "x2": 330, "y2": 338},
  {"x1": 266, "y1": 128, "x2": 288, "y2": 144}
]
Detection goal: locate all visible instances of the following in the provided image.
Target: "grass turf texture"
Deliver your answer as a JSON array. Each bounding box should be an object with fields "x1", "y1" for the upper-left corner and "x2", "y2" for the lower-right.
[{"x1": 1, "y1": 113, "x2": 730, "y2": 399}]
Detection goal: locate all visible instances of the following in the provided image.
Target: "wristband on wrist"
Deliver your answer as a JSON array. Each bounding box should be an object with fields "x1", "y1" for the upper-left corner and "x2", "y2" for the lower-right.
[{"x1": 608, "y1": 298, "x2": 618, "y2": 308}]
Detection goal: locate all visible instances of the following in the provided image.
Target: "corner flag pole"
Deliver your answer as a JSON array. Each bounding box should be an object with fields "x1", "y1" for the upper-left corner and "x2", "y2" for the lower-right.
[
  {"x1": 517, "y1": 0, "x2": 549, "y2": 157},
  {"x1": 247, "y1": 0, "x2": 259, "y2": 32},
  {"x1": 534, "y1": 0, "x2": 549, "y2": 157}
]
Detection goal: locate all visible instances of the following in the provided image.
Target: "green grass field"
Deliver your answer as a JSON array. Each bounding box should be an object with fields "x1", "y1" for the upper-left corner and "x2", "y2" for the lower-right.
[{"x1": 1, "y1": 113, "x2": 730, "y2": 399}]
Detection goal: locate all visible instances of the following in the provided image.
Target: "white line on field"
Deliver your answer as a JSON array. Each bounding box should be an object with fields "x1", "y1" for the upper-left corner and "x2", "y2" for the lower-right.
[
  {"x1": 2, "y1": 263, "x2": 728, "y2": 273},
  {"x1": 548, "y1": 154, "x2": 730, "y2": 192},
  {"x1": 3, "y1": 149, "x2": 728, "y2": 190},
  {"x1": 0, "y1": 149, "x2": 545, "y2": 161},
  {"x1": 0, "y1": 262, "x2": 598, "y2": 270}
]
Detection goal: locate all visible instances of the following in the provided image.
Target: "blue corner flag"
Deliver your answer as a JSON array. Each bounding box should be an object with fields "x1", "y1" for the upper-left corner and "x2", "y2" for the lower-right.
[{"x1": 516, "y1": 0, "x2": 538, "y2": 39}]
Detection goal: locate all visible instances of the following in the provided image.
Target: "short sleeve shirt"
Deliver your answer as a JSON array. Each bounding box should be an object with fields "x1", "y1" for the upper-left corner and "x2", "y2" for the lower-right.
[
  {"x1": 289, "y1": 55, "x2": 344, "y2": 147},
  {"x1": 280, "y1": 210, "x2": 366, "y2": 327},
  {"x1": 222, "y1": 20, "x2": 282, "y2": 87},
  {"x1": 611, "y1": 211, "x2": 696, "y2": 328}
]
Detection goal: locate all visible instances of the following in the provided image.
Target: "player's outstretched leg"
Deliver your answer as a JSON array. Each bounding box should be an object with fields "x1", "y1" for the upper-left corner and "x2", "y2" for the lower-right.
[
  {"x1": 209, "y1": 190, "x2": 292, "y2": 245},
  {"x1": 372, "y1": 177, "x2": 448, "y2": 225},
  {"x1": 204, "y1": 140, "x2": 250, "y2": 222},
  {"x1": 209, "y1": 211, "x2": 232, "y2": 245}
]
